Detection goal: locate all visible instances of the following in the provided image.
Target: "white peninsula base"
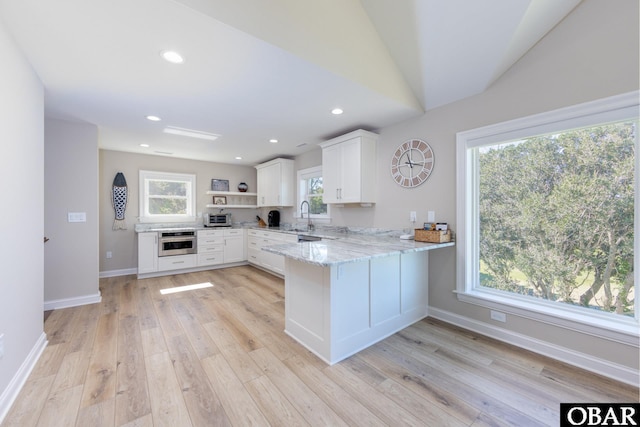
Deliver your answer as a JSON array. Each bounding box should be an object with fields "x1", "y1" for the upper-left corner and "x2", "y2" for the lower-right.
[{"x1": 284, "y1": 250, "x2": 429, "y2": 365}]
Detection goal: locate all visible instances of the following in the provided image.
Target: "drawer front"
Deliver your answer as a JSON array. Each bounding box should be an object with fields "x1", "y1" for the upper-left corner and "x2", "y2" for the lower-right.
[
  {"x1": 198, "y1": 229, "x2": 224, "y2": 238},
  {"x1": 224, "y1": 229, "x2": 243, "y2": 237},
  {"x1": 198, "y1": 244, "x2": 223, "y2": 254},
  {"x1": 248, "y1": 236, "x2": 264, "y2": 249},
  {"x1": 198, "y1": 252, "x2": 224, "y2": 266},
  {"x1": 198, "y1": 235, "x2": 224, "y2": 246},
  {"x1": 158, "y1": 254, "x2": 196, "y2": 271}
]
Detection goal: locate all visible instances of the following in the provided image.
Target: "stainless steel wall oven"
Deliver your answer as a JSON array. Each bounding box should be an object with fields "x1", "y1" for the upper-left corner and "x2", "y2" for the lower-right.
[{"x1": 158, "y1": 230, "x2": 197, "y2": 257}]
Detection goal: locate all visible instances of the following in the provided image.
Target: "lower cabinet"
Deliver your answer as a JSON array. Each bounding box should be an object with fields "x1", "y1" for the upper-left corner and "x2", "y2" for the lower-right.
[
  {"x1": 137, "y1": 228, "x2": 247, "y2": 278},
  {"x1": 137, "y1": 232, "x2": 158, "y2": 274},
  {"x1": 222, "y1": 228, "x2": 246, "y2": 263},
  {"x1": 197, "y1": 228, "x2": 246, "y2": 266},
  {"x1": 158, "y1": 254, "x2": 196, "y2": 271},
  {"x1": 247, "y1": 229, "x2": 297, "y2": 275}
]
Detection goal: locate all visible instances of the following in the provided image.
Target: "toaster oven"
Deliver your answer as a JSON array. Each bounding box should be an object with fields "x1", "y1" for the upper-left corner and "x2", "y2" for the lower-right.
[{"x1": 203, "y1": 212, "x2": 232, "y2": 227}]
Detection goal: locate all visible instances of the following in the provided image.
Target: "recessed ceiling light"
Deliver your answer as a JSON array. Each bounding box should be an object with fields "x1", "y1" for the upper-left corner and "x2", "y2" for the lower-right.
[
  {"x1": 269, "y1": 139, "x2": 278, "y2": 143},
  {"x1": 331, "y1": 108, "x2": 343, "y2": 115},
  {"x1": 163, "y1": 126, "x2": 219, "y2": 141},
  {"x1": 235, "y1": 156, "x2": 242, "y2": 160},
  {"x1": 146, "y1": 115, "x2": 161, "y2": 122},
  {"x1": 140, "y1": 143, "x2": 150, "y2": 148},
  {"x1": 160, "y1": 50, "x2": 184, "y2": 64}
]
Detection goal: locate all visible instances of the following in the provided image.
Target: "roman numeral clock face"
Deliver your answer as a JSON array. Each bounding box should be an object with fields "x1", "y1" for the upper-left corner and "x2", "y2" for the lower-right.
[{"x1": 391, "y1": 139, "x2": 435, "y2": 188}]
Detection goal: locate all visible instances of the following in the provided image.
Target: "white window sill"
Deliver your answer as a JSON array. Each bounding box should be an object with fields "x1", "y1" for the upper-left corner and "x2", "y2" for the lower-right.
[{"x1": 455, "y1": 289, "x2": 639, "y2": 347}]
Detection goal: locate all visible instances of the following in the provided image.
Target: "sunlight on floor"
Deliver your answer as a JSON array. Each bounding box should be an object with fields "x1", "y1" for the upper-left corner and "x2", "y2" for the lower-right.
[{"x1": 160, "y1": 282, "x2": 214, "y2": 295}]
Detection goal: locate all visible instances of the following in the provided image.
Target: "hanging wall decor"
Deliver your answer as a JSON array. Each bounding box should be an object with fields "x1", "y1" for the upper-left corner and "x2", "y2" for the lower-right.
[{"x1": 112, "y1": 172, "x2": 128, "y2": 230}]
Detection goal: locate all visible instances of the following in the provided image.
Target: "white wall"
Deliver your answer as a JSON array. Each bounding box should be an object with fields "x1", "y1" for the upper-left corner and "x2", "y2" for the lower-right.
[
  {"x1": 44, "y1": 119, "x2": 100, "y2": 309},
  {"x1": 0, "y1": 18, "x2": 46, "y2": 420}
]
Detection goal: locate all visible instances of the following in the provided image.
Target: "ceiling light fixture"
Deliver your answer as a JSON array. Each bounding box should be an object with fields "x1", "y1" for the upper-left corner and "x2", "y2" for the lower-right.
[
  {"x1": 331, "y1": 108, "x2": 344, "y2": 115},
  {"x1": 163, "y1": 126, "x2": 219, "y2": 141},
  {"x1": 160, "y1": 50, "x2": 184, "y2": 64},
  {"x1": 146, "y1": 115, "x2": 161, "y2": 122},
  {"x1": 140, "y1": 143, "x2": 150, "y2": 148},
  {"x1": 269, "y1": 139, "x2": 278, "y2": 143},
  {"x1": 235, "y1": 156, "x2": 242, "y2": 160}
]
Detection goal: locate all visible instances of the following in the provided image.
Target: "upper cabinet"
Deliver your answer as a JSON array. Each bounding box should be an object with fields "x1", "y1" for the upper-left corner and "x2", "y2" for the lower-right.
[
  {"x1": 319, "y1": 129, "x2": 378, "y2": 204},
  {"x1": 255, "y1": 158, "x2": 295, "y2": 207}
]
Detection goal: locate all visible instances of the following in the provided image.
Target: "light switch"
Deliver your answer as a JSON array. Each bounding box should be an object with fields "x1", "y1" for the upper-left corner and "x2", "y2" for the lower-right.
[
  {"x1": 427, "y1": 211, "x2": 435, "y2": 222},
  {"x1": 68, "y1": 212, "x2": 87, "y2": 223}
]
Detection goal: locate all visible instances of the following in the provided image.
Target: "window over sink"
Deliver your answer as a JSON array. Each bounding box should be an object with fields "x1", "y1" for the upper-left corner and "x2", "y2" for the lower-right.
[
  {"x1": 297, "y1": 166, "x2": 330, "y2": 220},
  {"x1": 139, "y1": 170, "x2": 196, "y2": 223}
]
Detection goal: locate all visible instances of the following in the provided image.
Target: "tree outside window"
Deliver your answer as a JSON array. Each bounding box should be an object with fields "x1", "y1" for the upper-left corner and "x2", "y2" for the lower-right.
[
  {"x1": 298, "y1": 166, "x2": 329, "y2": 219},
  {"x1": 478, "y1": 122, "x2": 635, "y2": 317}
]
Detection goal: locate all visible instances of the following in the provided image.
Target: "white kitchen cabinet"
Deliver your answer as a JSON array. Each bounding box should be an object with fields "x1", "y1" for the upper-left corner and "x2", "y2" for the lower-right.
[
  {"x1": 247, "y1": 229, "x2": 297, "y2": 275},
  {"x1": 197, "y1": 228, "x2": 245, "y2": 266},
  {"x1": 319, "y1": 129, "x2": 378, "y2": 204},
  {"x1": 284, "y1": 250, "x2": 429, "y2": 364},
  {"x1": 255, "y1": 158, "x2": 294, "y2": 207},
  {"x1": 137, "y1": 232, "x2": 158, "y2": 274},
  {"x1": 197, "y1": 229, "x2": 224, "y2": 266},
  {"x1": 223, "y1": 228, "x2": 245, "y2": 263},
  {"x1": 158, "y1": 254, "x2": 196, "y2": 271}
]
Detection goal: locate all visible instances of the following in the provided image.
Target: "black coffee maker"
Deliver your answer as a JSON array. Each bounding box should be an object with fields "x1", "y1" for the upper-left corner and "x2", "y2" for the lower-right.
[{"x1": 267, "y1": 210, "x2": 280, "y2": 227}]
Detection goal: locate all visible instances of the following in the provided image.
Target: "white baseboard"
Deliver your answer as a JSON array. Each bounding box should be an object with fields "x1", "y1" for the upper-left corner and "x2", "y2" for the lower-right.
[
  {"x1": 428, "y1": 307, "x2": 640, "y2": 387},
  {"x1": 0, "y1": 332, "x2": 47, "y2": 424},
  {"x1": 43, "y1": 293, "x2": 102, "y2": 311},
  {"x1": 99, "y1": 268, "x2": 137, "y2": 278}
]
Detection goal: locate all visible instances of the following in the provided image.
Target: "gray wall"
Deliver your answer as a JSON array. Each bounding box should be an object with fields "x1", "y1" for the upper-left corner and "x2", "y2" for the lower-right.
[
  {"x1": 99, "y1": 150, "x2": 258, "y2": 273},
  {"x1": 357, "y1": 0, "x2": 638, "y2": 373},
  {"x1": 0, "y1": 17, "x2": 45, "y2": 417},
  {"x1": 44, "y1": 119, "x2": 100, "y2": 308}
]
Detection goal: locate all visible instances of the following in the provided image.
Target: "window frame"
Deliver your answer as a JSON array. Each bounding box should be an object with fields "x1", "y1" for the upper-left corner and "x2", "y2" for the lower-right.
[
  {"x1": 297, "y1": 165, "x2": 330, "y2": 221},
  {"x1": 456, "y1": 91, "x2": 639, "y2": 343},
  {"x1": 138, "y1": 170, "x2": 197, "y2": 223}
]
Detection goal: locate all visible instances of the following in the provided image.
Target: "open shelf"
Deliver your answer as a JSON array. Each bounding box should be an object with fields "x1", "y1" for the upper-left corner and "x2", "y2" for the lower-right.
[
  {"x1": 206, "y1": 191, "x2": 257, "y2": 208},
  {"x1": 206, "y1": 191, "x2": 257, "y2": 196}
]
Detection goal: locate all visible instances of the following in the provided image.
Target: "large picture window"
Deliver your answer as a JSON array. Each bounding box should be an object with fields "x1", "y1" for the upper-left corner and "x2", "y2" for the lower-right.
[
  {"x1": 139, "y1": 170, "x2": 196, "y2": 223},
  {"x1": 456, "y1": 92, "x2": 639, "y2": 338}
]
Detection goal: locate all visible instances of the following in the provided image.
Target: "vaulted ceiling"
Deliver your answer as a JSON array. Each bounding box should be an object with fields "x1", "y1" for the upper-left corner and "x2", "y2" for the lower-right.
[{"x1": 0, "y1": 0, "x2": 581, "y2": 164}]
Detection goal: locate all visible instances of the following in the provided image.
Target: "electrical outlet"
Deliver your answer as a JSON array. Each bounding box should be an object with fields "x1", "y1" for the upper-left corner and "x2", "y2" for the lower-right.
[
  {"x1": 106, "y1": 251, "x2": 113, "y2": 259},
  {"x1": 0, "y1": 333, "x2": 4, "y2": 359},
  {"x1": 427, "y1": 211, "x2": 435, "y2": 222},
  {"x1": 410, "y1": 211, "x2": 417, "y2": 222},
  {"x1": 490, "y1": 310, "x2": 506, "y2": 322}
]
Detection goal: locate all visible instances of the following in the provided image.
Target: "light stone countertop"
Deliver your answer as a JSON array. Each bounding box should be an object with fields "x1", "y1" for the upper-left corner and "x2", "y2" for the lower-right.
[
  {"x1": 133, "y1": 222, "x2": 454, "y2": 266},
  {"x1": 261, "y1": 234, "x2": 454, "y2": 267}
]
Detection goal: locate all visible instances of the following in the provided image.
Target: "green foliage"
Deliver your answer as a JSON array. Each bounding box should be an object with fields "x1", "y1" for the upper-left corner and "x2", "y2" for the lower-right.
[
  {"x1": 479, "y1": 122, "x2": 636, "y2": 316},
  {"x1": 148, "y1": 179, "x2": 188, "y2": 214}
]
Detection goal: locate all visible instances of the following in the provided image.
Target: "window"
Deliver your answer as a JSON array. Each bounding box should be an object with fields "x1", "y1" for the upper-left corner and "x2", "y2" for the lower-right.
[
  {"x1": 139, "y1": 170, "x2": 196, "y2": 223},
  {"x1": 297, "y1": 166, "x2": 329, "y2": 220},
  {"x1": 456, "y1": 92, "x2": 639, "y2": 338}
]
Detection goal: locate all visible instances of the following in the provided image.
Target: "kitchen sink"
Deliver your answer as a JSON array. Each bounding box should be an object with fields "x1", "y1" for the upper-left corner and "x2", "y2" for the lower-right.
[{"x1": 297, "y1": 234, "x2": 322, "y2": 242}]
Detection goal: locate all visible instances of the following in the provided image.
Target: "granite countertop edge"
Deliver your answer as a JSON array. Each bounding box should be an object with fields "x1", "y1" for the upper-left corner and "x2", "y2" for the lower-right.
[{"x1": 262, "y1": 239, "x2": 455, "y2": 267}]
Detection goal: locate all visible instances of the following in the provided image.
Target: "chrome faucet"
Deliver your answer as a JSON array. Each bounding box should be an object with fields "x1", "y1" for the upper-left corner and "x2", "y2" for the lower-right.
[{"x1": 300, "y1": 200, "x2": 314, "y2": 231}]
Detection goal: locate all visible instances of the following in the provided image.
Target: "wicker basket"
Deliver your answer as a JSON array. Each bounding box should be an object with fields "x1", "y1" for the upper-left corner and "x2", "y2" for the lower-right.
[{"x1": 414, "y1": 229, "x2": 451, "y2": 243}]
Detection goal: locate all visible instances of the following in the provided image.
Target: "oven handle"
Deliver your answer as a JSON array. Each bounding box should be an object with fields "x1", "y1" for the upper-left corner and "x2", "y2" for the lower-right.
[{"x1": 159, "y1": 236, "x2": 196, "y2": 243}]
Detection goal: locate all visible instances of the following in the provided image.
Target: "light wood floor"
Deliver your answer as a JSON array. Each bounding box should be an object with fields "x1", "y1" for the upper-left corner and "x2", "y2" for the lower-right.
[{"x1": 3, "y1": 266, "x2": 638, "y2": 427}]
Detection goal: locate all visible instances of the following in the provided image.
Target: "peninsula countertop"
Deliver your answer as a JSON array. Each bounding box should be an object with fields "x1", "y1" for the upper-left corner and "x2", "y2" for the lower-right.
[{"x1": 261, "y1": 234, "x2": 454, "y2": 267}]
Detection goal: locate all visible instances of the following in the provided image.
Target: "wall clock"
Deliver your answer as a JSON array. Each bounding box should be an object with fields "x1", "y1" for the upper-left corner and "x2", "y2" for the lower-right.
[{"x1": 390, "y1": 139, "x2": 434, "y2": 188}]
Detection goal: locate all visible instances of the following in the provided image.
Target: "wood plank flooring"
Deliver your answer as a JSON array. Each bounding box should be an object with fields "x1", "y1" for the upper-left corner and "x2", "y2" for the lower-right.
[{"x1": 3, "y1": 266, "x2": 638, "y2": 426}]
